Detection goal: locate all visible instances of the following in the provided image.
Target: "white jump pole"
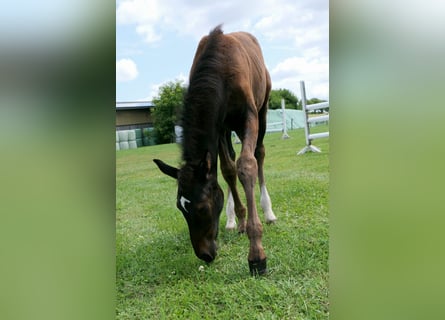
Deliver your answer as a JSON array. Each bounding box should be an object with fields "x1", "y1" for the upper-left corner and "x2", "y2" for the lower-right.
[
  {"x1": 297, "y1": 81, "x2": 329, "y2": 155},
  {"x1": 281, "y1": 98, "x2": 290, "y2": 139}
]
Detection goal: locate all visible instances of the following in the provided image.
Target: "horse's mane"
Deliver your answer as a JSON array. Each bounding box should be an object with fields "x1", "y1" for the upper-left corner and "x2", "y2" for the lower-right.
[{"x1": 181, "y1": 25, "x2": 227, "y2": 164}]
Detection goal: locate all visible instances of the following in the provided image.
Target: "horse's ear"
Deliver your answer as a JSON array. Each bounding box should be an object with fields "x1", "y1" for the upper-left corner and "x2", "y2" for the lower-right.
[
  {"x1": 205, "y1": 152, "x2": 211, "y2": 173},
  {"x1": 195, "y1": 152, "x2": 212, "y2": 180},
  {"x1": 199, "y1": 152, "x2": 212, "y2": 179},
  {"x1": 153, "y1": 159, "x2": 178, "y2": 180}
]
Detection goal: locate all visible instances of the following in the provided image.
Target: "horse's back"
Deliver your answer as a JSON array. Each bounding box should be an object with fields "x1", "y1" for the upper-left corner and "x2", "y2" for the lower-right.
[
  {"x1": 223, "y1": 31, "x2": 270, "y2": 111},
  {"x1": 189, "y1": 26, "x2": 270, "y2": 130},
  {"x1": 223, "y1": 31, "x2": 266, "y2": 73}
]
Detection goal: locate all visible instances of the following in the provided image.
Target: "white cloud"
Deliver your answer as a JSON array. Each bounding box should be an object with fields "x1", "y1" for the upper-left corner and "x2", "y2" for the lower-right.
[
  {"x1": 116, "y1": 0, "x2": 329, "y2": 100},
  {"x1": 144, "y1": 73, "x2": 188, "y2": 101},
  {"x1": 136, "y1": 25, "x2": 162, "y2": 43},
  {"x1": 117, "y1": 0, "x2": 163, "y2": 43},
  {"x1": 116, "y1": 58, "x2": 139, "y2": 82},
  {"x1": 272, "y1": 57, "x2": 328, "y2": 79},
  {"x1": 116, "y1": 0, "x2": 162, "y2": 24},
  {"x1": 271, "y1": 54, "x2": 329, "y2": 100},
  {"x1": 116, "y1": 0, "x2": 328, "y2": 51},
  {"x1": 117, "y1": 0, "x2": 292, "y2": 42}
]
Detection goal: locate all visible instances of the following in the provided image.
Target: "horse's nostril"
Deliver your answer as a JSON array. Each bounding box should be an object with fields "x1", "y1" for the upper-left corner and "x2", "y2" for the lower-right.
[{"x1": 199, "y1": 253, "x2": 215, "y2": 263}]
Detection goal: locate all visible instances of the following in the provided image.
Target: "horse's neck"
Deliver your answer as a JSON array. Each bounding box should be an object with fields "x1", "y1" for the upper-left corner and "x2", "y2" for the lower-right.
[{"x1": 182, "y1": 113, "x2": 219, "y2": 167}]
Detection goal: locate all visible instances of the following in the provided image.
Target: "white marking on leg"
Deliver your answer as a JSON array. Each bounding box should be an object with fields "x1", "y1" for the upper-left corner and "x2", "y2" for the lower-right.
[
  {"x1": 179, "y1": 196, "x2": 191, "y2": 213},
  {"x1": 260, "y1": 184, "x2": 277, "y2": 223},
  {"x1": 225, "y1": 190, "x2": 237, "y2": 230}
]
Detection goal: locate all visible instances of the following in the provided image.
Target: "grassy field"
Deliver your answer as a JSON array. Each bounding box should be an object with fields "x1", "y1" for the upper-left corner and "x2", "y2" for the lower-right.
[{"x1": 116, "y1": 125, "x2": 329, "y2": 319}]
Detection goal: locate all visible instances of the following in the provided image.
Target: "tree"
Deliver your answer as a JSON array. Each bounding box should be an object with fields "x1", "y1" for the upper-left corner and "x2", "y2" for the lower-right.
[
  {"x1": 268, "y1": 88, "x2": 300, "y2": 110},
  {"x1": 152, "y1": 80, "x2": 186, "y2": 144}
]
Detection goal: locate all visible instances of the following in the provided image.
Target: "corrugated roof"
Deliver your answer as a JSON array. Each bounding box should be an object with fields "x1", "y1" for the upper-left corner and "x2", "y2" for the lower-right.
[{"x1": 116, "y1": 101, "x2": 154, "y2": 110}]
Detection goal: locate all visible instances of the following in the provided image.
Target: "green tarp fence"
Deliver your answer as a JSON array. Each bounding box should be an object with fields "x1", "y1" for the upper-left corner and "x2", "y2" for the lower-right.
[{"x1": 266, "y1": 109, "x2": 305, "y2": 131}]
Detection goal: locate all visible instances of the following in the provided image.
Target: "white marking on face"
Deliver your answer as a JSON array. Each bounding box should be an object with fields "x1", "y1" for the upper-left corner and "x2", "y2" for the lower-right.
[{"x1": 180, "y1": 195, "x2": 191, "y2": 213}]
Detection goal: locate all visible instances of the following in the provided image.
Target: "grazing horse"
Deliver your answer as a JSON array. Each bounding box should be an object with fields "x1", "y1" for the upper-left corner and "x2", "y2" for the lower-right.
[{"x1": 154, "y1": 25, "x2": 276, "y2": 275}]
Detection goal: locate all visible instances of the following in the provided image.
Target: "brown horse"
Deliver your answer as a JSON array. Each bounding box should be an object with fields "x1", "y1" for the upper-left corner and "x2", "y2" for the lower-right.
[{"x1": 154, "y1": 25, "x2": 276, "y2": 275}]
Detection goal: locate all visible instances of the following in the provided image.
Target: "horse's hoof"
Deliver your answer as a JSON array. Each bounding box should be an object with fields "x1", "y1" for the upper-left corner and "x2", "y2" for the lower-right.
[{"x1": 249, "y1": 258, "x2": 268, "y2": 276}]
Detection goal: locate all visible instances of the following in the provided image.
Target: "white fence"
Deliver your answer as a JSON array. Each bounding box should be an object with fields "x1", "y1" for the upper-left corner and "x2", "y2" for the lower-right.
[
  {"x1": 297, "y1": 81, "x2": 330, "y2": 155},
  {"x1": 233, "y1": 99, "x2": 294, "y2": 144},
  {"x1": 266, "y1": 99, "x2": 290, "y2": 139}
]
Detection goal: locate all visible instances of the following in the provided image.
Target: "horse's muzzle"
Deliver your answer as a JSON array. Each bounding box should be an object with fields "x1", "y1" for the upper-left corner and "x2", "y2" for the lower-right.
[
  {"x1": 198, "y1": 252, "x2": 215, "y2": 263},
  {"x1": 196, "y1": 240, "x2": 217, "y2": 263}
]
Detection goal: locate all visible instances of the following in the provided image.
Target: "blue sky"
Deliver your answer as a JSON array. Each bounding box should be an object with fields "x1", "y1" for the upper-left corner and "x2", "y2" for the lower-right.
[{"x1": 116, "y1": 0, "x2": 328, "y2": 102}]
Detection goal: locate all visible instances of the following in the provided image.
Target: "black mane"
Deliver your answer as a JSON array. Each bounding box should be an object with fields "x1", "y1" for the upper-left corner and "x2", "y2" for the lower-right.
[{"x1": 181, "y1": 26, "x2": 227, "y2": 165}]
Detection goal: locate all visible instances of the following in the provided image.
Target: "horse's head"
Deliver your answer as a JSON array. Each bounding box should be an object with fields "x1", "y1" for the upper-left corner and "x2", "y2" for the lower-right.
[{"x1": 153, "y1": 153, "x2": 224, "y2": 263}]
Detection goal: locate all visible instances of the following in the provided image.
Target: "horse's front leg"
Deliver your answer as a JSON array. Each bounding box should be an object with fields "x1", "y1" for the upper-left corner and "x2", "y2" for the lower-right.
[{"x1": 236, "y1": 122, "x2": 267, "y2": 276}]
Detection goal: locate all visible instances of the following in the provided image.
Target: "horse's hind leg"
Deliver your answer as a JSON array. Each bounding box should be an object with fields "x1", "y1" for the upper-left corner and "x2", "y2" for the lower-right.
[
  {"x1": 256, "y1": 107, "x2": 277, "y2": 224},
  {"x1": 219, "y1": 131, "x2": 247, "y2": 232}
]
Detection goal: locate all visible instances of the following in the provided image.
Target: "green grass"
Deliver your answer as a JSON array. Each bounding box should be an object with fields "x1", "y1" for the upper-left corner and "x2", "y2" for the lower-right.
[{"x1": 116, "y1": 125, "x2": 329, "y2": 319}]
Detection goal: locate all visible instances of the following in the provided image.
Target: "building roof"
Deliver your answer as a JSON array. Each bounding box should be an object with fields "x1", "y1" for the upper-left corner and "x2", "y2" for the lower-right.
[{"x1": 116, "y1": 101, "x2": 154, "y2": 110}]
